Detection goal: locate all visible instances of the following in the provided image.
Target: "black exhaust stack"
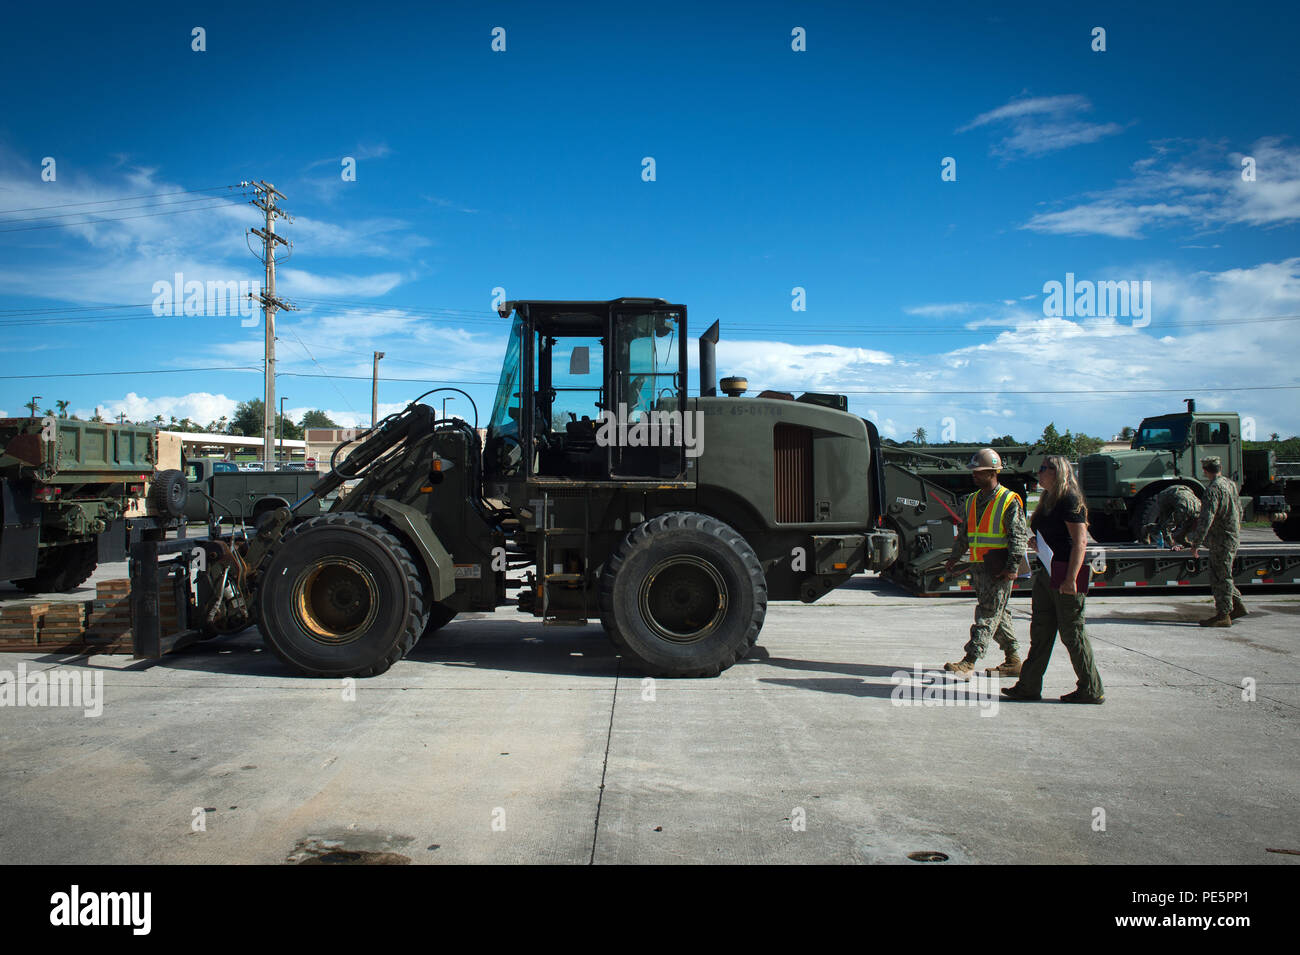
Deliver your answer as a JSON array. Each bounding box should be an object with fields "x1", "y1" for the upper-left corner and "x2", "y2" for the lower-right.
[
  {"x1": 699, "y1": 320, "x2": 719, "y2": 397},
  {"x1": 1185, "y1": 398, "x2": 1196, "y2": 413}
]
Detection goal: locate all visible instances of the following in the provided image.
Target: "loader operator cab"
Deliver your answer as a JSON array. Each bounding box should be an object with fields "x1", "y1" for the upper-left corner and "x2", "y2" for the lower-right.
[{"x1": 485, "y1": 298, "x2": 688, "y2": 484}]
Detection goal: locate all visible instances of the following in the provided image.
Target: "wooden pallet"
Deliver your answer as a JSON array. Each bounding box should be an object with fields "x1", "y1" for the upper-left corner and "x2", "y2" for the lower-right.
[{"x1": 0, "y1": 579, "x2": 180, "y2": 654}]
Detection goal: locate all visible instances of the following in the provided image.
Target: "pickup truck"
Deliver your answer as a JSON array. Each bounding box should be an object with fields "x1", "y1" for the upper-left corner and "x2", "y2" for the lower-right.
[{"x1": 184, "y1": 457, "x2": 321, "y2": 527}]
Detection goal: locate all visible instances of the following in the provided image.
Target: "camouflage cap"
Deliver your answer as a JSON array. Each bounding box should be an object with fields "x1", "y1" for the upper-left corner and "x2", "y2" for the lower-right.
[{"x1": 1201, "y1": 455, "x2": 1222, "y2": 470}]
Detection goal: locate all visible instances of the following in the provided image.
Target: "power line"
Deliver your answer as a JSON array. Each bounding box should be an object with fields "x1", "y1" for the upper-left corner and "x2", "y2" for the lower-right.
[
  {"x1": 0, "y1": 192, "x2": 255, "y2": 225},
  {"x1": 0, "y1": 184, "x2": 248, "y2": 215},
  {"x1": 0, "y1": 366, "x2": 260, "y2": 380},
  {"x1": 0, "y1": 197, "x2": 252, "y2": 234}
]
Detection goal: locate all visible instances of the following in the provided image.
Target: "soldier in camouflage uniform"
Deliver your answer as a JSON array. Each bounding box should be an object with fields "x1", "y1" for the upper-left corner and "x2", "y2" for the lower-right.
[
  {"x1": 1141, "y1": 484, "x2": 1201, "y2": 547},
  {"x1": 1186, "y1": 456, "x2": 1247, "y2": 627},
  {"x1": 944, "y1": 448, "x2": 1029, "y2": 678}
]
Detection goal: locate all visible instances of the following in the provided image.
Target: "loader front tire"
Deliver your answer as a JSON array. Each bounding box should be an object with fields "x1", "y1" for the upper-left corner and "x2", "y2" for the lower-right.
[
  {"x1": 598, "y1": 512, "x2": 766, "y2": 677},
  {"x1": 256, "y1": 513, "x2": 428, "y2": 677}
]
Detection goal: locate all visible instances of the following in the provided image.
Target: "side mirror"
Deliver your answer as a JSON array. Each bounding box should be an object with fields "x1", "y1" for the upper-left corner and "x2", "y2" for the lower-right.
[{"x1": 569, "y1": 346, "x2": 590, "y2": 376}]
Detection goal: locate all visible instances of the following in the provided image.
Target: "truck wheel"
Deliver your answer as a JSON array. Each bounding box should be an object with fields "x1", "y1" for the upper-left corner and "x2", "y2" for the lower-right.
[
  {"x1": 1274, "y1": 514, "x2": 1300, "y2": 542},
  {"x1": 256, "y1": 513, "x2": 428, "y2": 677},
  {"x1": 598, "y1": 512, "x2": 766, "y2": 677},
  {"x1": 150, "y1": 469, "x2": 188, "y2": 519},
  {"x1": 13, "y1": 541, "x2": 98, "y2": 594},
  {"x1": 1088, "y1": 513, "x2": 1133, "y2": 544},
  {"x1": 421, "y1": 603, "x2": 458, "y2": 639}
]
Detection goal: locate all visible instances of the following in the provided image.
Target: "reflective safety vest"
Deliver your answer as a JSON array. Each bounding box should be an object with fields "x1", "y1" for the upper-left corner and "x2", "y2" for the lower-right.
[{"x1": 967, "y1": 484, "x2": 1022, "y2": 563}]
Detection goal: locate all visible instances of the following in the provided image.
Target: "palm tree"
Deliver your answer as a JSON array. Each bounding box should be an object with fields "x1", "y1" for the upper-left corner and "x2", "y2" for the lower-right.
[
  {"x1": 1271, "y1": 432, "x2": 1281, "y2": 443},
  {"x1": 912, "y1": 427, "x2": 927, "y2": 445},
  {"x1": 56, "y1": 399, "x2": 70, "y2": 418}
]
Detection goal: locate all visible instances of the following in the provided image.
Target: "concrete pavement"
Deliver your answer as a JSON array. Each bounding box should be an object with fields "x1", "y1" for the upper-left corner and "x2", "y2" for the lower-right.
[{"x1": 0, "y1": 564, "x2": 1295, "y2": 864}]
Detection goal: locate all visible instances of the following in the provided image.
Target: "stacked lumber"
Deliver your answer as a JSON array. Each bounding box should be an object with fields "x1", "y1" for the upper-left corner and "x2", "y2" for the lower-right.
[
  {"x1": 0, "y1": 602, "x2": 50, "y2": 649},
  {"x1": 0, "y1": 578, "x2": 188, "y2": 655},
  {"x1": 0, "y1": 601, "x2": 89, "y2": 652},
  {"x1": 82, "y1": 579, "x2": 134, "y2": 653}
]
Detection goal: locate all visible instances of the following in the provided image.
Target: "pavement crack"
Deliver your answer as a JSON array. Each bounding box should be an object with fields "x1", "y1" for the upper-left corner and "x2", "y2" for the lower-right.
[
  {"x1": 1090, "y1": 634, "x2": 1299, "y2": 710},
  {"x1": 589, "y1": 660, "x2": 620, "y2": 865}
]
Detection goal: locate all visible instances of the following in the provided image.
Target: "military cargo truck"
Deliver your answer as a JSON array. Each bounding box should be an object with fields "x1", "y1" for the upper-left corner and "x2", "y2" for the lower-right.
[
  {"x1": 1078, "y1": 401, "x2": 1295, "y2": 542},
  {"x1": 0, "y1": 417, "x2": 187, "y2": 592}
]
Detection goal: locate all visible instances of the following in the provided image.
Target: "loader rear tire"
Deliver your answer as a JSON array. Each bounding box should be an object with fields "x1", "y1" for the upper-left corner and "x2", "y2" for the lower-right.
[
  {"x1": 256, "y1": 513, "x2": 428, "y2": 677},
  {"x1": 598, "y1": 512, "x2": 766, "y2": 677}
]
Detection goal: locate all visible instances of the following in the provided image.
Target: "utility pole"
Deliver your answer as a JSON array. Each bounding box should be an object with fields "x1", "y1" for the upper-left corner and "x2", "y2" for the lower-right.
[
  {"x1": 279, "y1": 395, "x2": 287, "y2": 466},
  {"x1": 442, "y1": 396, "x2": 455, "y2": 420},
  {"x1": 248, "y1": 181, "x2": 295, "y2": 469},
  {"x1": 371, "y1": 351, "x2": 385, "y2": 428}
]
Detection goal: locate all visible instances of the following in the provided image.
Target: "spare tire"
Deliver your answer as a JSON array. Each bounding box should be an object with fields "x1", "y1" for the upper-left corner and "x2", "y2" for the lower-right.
[{"x1": 150, "y1": 469, "x2": 188, "y2": 518}]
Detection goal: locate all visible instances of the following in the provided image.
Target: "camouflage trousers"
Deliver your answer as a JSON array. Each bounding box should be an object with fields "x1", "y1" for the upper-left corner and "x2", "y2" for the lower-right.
[
  {"x1": 962, "y1": 564, "x2": 1018, "y2": 660},
  {"x1": 1207, "y1": 535, "x2": 1242, "y2": 615},
  {"x1": 1143, "y1": 507, "x2": 1199, "y2": 545},
  {"x1": 1016, "y1": 568, "x2": 1104, "y2": 698}
]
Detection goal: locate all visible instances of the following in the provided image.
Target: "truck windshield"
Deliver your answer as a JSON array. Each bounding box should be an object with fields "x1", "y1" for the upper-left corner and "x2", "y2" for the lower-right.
[
  {"x1": 1134, "y1": 417, "x2": 1189, "y2": 449},
  {"x1": 488, "y1": 316, "x2": 523, "y2": 439}
]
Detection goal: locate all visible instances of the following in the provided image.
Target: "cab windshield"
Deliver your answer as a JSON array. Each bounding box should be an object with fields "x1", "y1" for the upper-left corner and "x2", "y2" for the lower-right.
[
  {"x1": 488, "y1": 316, "x2": 524, "y2": 440},
  {"x1": 1133, "y1": 416, "x2": 1189, "y2": 449}
]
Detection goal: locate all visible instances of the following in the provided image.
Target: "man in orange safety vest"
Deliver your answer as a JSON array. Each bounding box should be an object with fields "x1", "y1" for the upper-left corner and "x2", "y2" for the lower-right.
[{"x1": 943, "y1": 447, "x2": 1029, "y2": 678}]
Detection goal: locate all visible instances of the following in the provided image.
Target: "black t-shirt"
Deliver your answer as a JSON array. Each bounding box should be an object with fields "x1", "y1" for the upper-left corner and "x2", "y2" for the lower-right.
[{"x1": 1030, "y1": 490, "x2": 1088, "y2": 566}]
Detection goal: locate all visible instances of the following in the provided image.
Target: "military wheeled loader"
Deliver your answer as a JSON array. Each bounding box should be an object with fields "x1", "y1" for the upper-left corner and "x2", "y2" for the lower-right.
[{"x1": 187, "y1": 298, "x2": 898, "y2": 677}]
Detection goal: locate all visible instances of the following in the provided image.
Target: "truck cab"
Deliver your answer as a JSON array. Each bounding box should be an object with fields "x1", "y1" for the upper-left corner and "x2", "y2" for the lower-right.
[{"x1": 1079, "y1": 404, "x2": 1268, "y2": 542}]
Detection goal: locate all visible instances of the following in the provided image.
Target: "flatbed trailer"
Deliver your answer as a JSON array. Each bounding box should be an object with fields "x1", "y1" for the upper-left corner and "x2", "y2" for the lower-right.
[
  {"x1": 911, "y1": 542, "x2": 1300, "y2": 596},
  {"x1": 880, "y1": 458, "x2": 1300, "y2": 596}
]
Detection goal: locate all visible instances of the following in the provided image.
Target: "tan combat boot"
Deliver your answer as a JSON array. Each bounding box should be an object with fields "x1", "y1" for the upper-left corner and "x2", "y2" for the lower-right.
[
  {"x1": 944, "y1": 658, "x2": 977, "y2": 679},
  {"x1": 1230, "y1": 597, "x2": 1248, "y2": 620},
  {"x1": 987, "y1": 654, "x2": 1022, "y2": 676},
  {"x1": 1198, "y1": 612, "x2": 1232, "y2": 627}
]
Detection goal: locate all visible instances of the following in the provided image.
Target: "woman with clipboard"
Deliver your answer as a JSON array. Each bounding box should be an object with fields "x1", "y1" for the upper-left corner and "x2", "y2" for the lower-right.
[{"x1": 1003, "y1": 455, "x2": 1106, "y2": 704}]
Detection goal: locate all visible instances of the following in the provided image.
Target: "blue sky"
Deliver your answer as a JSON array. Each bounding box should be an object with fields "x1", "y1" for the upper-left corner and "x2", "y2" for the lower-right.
[{"x1": 1, "y1": 0, "x2": 1297, "y2": 442}]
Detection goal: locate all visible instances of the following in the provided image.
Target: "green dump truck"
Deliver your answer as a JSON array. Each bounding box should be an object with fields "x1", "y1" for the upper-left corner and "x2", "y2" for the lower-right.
[
  {"x1": 0, "y1": 417, "x2": 187, "y2": 592},
  {"x1": 1078, "y1": 401, "x2": 1296, "y2": 542}
]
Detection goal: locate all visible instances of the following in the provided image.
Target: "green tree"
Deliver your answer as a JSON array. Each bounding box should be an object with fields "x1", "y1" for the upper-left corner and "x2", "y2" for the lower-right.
[
  {"x1": 229, "y1": 399, "x2": 264, "y2": 436},
  {"x1": 1119, "y1": 425, "x2": 1135, "y2": 441},
  {"x1": 55, "y1": 399, "x2": 70, "y2": 418},
  {"x1": 299, "y1": 409, "x2": 339, "y2": 429},
  {"x1": 912, "y1": 427, "x2": 927, "y2": 445},
  {"x1": 24, "y1": 398, "x2": 40, "y2": 415},
  {"x1": 1073, "y1": 433, "x2": 1105, "y2": 456}
]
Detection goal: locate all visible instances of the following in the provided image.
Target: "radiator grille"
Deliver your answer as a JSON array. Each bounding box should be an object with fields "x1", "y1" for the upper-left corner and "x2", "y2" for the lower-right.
[
  {"x1": 1080, "y1": 459, "x2": 1110, "y2": 496},
  {"x1": 774, "y1": 424, "x2": 813, "y2": 523}
]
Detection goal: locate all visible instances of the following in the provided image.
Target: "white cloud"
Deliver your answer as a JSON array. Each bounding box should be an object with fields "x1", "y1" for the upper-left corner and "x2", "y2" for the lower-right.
[
  {"x1": 1023, "y1": 137, "x2": 1300, "y2": 238},
  {"x1": 79, "y1": 391, "x2": 240, "y2": 426},
  {"x1": 903, "y1": 302, "x2": 979, "y2": 317},
  {"x1": 957, "y1": 94, "x2": 1125, "y2": 158}
]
